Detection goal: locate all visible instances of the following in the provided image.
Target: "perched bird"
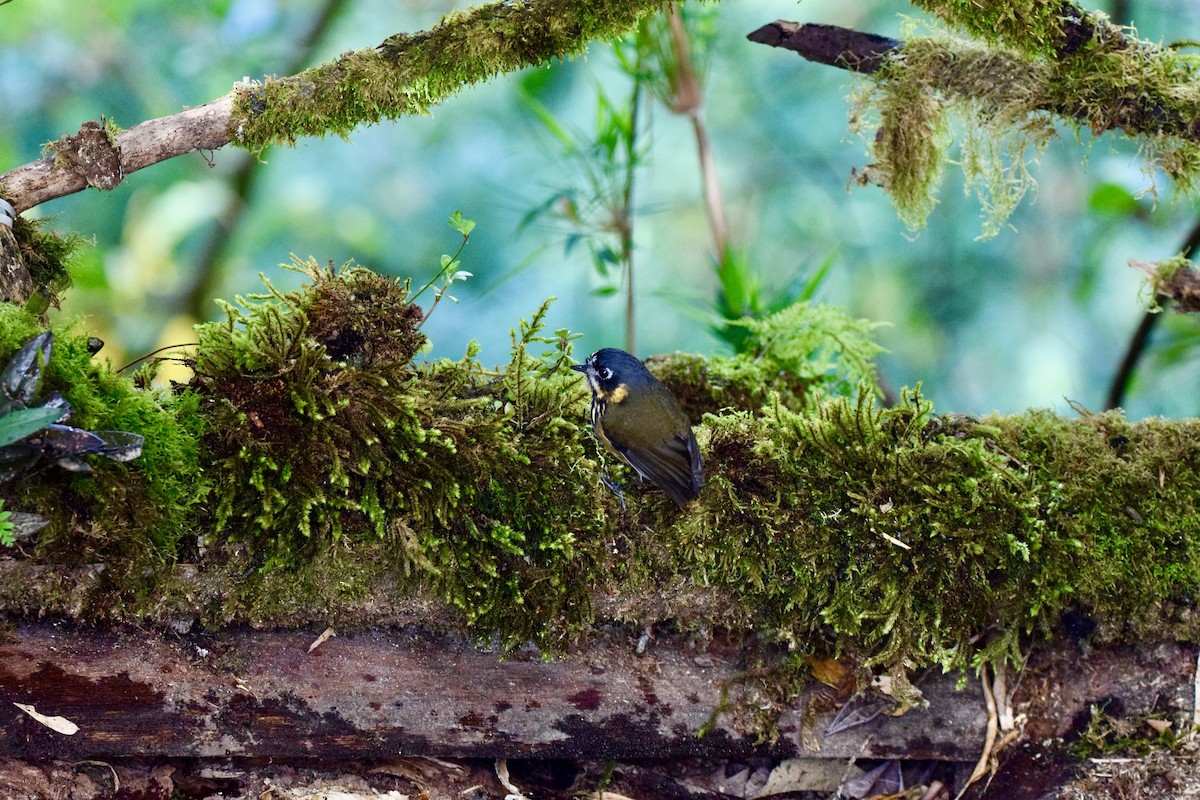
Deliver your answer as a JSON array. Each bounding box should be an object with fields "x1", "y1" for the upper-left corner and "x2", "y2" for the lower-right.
[{"x1": 571, "y1": 348, "x2": 703, "y2": 507}]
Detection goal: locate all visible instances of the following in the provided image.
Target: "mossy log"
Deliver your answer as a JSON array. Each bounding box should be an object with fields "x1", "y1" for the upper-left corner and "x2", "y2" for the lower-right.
[{"x1": 2, "y1": 266, "x2": 1200, "y2": 796}]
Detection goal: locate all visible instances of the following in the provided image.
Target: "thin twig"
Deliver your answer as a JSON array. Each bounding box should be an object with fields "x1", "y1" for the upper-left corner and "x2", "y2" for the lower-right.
[
  {"x1": 1105, "y1": 216, "x2": 1200, "y2": 409},
  {"x1": 116, "y1": 342, "x2": 199, "y2": 373},
  {"x1": 667, "y1": 5, "x2": 729, "y2": 260},
  {"x1": 621, "y1": 62, "x2": 641, "y2": 354}
]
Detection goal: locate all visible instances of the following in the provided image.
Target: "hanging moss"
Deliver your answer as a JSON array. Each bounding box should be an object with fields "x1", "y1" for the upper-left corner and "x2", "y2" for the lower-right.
[
  {"x1": 851, "y1": 11, "x2": 1200, "y2": 235},
  {"x1": 851, "y1": 33, "x2": 1057, "y2": 235}
]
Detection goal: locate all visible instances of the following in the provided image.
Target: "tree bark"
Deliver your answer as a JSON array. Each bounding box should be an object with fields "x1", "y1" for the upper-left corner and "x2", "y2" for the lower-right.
[
  {"x1": 0, "y1": 621, "x2": 989, "y2": 761},
  {"x1": 1, "y1": 620, "x2": 1196, "y2": 766},
  {"x1": 0, "y1": 98, "x2": 236, "y2": 216}
]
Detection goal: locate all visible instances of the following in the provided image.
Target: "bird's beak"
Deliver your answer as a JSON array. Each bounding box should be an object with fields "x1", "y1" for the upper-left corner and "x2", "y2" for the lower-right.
[{"x1": 570, "y1": 363, "x2": 587, "y2": 373}]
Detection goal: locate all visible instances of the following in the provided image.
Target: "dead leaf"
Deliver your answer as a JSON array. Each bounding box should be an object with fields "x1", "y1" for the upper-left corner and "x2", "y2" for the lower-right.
[
  {"x1": 308, "y1": 627, "x2": 336, "y2": 653},
  {"x1": 753, "y1": 758, "x2": 849, "y2": 796},
  {"x1": 13, "y1": 702, "x2": 79, "y2": 735},
  {"x1": 807, "y1": 656, "x2": 851, "y2": 691}
]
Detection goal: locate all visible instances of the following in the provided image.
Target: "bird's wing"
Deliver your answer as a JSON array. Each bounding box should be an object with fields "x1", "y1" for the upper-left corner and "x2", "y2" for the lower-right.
[{"x1": 615, "y1": 429, "x2": 703, "y2": 507}]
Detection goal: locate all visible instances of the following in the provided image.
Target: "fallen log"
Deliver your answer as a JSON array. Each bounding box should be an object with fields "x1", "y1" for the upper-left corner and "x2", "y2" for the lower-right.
[
  {"x1": 0, "y1": 621, "x2": 986, "y2": 761},
  {"x1": 2, "y1": 620, "x2": 1196, "y2": 770}
]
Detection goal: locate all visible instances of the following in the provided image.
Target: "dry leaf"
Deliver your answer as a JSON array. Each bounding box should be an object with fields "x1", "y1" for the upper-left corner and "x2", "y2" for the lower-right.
[
  {"x1": 753, "y1": 758, "x2": 848, "y2": 796},
  {"x1": 808, "y1": 656, "x2": 851, "y2": 691},
  {"x1": 13, "y1": 702, "x2": 79, "y2": 735},
  {"x1": 308, "y1": 627, "x2": 336, "y2": 653}
]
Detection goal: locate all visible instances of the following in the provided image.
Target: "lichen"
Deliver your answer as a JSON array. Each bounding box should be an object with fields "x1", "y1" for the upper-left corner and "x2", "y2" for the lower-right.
[{"x1": 851, "y1": 12, "x2": 1200, "y2": 235}]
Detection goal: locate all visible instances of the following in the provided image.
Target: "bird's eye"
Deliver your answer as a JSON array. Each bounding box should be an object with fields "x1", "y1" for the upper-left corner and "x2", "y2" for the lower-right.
[{"x1": 599, "y1": 367, "x2": 613, "y2": 381}]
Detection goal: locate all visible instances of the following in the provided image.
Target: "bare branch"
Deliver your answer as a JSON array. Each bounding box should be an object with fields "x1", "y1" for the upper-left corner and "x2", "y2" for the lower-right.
[
  {"x1": 1, "y1": 96, "x2": 236, "y2": 215},
  {"x1": 746, "y1": 21, "x2": 898, "y2": 74}
]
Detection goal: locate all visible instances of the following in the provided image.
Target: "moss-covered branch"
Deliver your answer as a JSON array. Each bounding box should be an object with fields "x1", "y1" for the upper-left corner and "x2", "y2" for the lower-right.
[
  {"x1": 1130, "y1": 254, "x2": 1200, "y2": 312},
  {"x1": 750, "y1": 7, "x2": 1200, "y2": 234},
  {"x1": 2, "y1": 263, "x2": 1199, "y2": 684},
  {"x1": 0, "y1": 0, "x2": 666, "y2": 213},
  {"x1": 234, "y1": 0, "x2": 666, "y2": 150},
  {"x1": 910, "y1": 0, "x2": 1125, "y2": 58}
]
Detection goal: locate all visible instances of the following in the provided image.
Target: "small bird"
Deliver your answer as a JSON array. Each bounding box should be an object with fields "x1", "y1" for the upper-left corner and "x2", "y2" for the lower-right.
[{"x1": 572, "y1": 348, "x2": 703, "y2": 507}]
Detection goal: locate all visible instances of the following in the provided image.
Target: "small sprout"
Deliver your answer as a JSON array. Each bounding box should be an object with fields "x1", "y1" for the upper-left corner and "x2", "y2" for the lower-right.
[{"x1": 415, "y1": 213, "x2": 477, "y2": 329}]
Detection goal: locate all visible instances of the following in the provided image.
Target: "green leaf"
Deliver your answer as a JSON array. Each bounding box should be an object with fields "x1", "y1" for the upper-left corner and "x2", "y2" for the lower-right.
[
  {"x1": 448, "y1": 210, "x2": 477, "y2": 236},
  {"x1": 518, "y1": 92, "x2": 578, "y2": 151},
  {"x1": 595, "y1": 246, "x2": 620, "y2": 265},
  {"x1": 1088, "y1": 183, "x2": 1141, "y2": 216},
  {"x1": 0, "y1": 406, "x2": 62, "y2": 447}
]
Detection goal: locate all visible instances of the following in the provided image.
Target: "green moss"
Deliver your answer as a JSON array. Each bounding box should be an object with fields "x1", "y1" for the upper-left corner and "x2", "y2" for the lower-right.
[
  {"x1": 2, "y1": 260, "x2": 1200, "y2": 689},
  {"x1": 0, "y1": 304, "x2": 206, "y2": 585},
  {"x1": 190, "y1": 261, "x2": 604, "y2": 645},
  {"x1": 232, "y1": 0, "x2": 666, "y2": 153},
  {"x1": 597, "y1": 388, "x2": 1200, "y2": 677},
  {"x1": 193, "y1": 259, "x2": 435, "y2": 547},
  {"x1": 911, "y1": 0, "x2": 1109, "y2": 57},
  {"x1": 1, "y1": 215, "x2": 81, "y2": 306},
  {"x1": 1068, "y1": 704, "x2": 1188, "y2": 758},
  {"x1": 994, "y1": 411, "x2": 1200, "y2": 637},
  {"x1": 648, "y1": 301, "x2": 883, "y2": 418},
  {"x1": 645, "y1": 391, "x2": 1039, "y2": 671}
]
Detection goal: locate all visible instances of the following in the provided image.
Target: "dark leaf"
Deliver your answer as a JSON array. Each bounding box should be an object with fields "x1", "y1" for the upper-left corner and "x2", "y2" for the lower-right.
[
  {"x1": 8, "y1": 511, "x2": 49, "y2": 542},
  {"x1": 39, "y1": 424, "x2": 107, "y2": 460},
  {"x1": 87, "y1": 430, "x2": 145, "y2": 462},
  {"x1": 0, "y1": 445, "x2": 40, "y2": 483},
  {"x1": 0, "y1": 332, "x2": 52, "y2": 410}
]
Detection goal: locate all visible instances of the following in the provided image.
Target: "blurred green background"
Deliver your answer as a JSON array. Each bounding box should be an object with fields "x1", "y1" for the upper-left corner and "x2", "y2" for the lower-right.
[{"x1": 3, "y1": 0, "x2": 1200, "y2": 417}]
